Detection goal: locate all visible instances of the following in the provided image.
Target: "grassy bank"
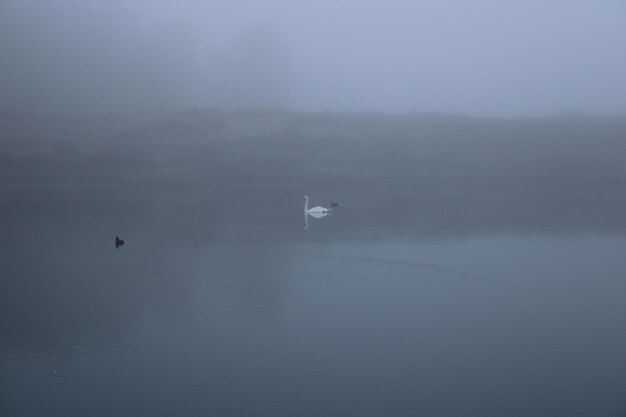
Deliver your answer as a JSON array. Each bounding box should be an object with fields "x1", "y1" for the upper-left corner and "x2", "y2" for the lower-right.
[{"x1": 2, "y1": 110, "x2": 626, "y2": 188}]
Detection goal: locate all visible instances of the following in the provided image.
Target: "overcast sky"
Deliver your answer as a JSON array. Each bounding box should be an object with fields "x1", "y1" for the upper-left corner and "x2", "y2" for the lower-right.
[{"x1": 1, "y1": 0, "x2": 625, "y2": 116}]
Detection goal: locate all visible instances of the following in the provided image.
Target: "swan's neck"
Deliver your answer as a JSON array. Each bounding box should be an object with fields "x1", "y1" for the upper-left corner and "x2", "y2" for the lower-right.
[{"x1": 304, "y1": 197, "x2": 309, "y2": 212}]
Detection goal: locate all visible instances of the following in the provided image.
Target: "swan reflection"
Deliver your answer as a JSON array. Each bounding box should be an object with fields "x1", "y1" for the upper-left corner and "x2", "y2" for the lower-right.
[{"x1": 304, "y1": 211, "x2": 330, "y2": 229}]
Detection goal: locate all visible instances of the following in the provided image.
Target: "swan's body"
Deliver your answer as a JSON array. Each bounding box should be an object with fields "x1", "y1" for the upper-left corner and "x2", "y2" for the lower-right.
[{"x1": 304, "y1": 196, "x2": 330, "y2": 213}]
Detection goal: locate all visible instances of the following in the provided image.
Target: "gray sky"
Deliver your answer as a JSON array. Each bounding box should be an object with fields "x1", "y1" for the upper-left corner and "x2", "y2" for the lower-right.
[{"x1": 1, "y1": 0, "x2": 625, "y2": 116}]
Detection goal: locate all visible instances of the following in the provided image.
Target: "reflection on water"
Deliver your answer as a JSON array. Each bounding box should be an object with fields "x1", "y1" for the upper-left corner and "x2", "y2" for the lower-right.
[
  {"x1": 304, "y1": 211, "x2": 330, "y2": 229},
  {"x1": 2, "y1": 184, "x2": 626, "y2": 417}
]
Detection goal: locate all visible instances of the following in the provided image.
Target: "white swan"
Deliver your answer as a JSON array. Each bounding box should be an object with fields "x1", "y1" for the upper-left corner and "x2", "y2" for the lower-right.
[{"x1": 304, "y1": 196, "x2": 331, "y2": 214}]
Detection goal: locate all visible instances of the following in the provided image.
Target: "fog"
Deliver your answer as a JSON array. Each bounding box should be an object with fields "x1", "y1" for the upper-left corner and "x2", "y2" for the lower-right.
[
  {"x1": 1, "y1": 0, "x2": 625, "y2": 116},
  {"x1": 5, "y1": 3, "x2": 626, "y2": 417}
]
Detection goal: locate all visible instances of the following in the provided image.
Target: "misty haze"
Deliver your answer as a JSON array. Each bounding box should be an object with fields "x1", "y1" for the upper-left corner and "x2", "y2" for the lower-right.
[{"x1": 2, "y1": 1, "x2": 626, "y2": 417}]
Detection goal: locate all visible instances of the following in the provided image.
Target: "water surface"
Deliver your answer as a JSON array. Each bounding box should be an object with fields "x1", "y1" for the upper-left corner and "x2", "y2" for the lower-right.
[{"x1": 2, "y1": 184, "x2": 626, "y2": 416}]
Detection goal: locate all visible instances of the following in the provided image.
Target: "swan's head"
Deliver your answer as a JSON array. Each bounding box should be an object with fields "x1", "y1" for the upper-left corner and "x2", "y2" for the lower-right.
[{"x1": 304, "y1": 196, "x2": 309, "y2": 200}]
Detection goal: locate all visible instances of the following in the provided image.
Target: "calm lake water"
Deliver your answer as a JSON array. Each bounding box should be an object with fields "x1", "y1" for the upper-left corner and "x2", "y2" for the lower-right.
[{"x1": 2, "y1": 184, "x2": 626, "y2": 417}]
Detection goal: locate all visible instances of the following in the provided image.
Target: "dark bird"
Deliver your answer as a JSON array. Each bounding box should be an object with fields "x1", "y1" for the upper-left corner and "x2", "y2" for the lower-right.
[{"x1": 115, "y1": 236, "x2": 125, "y2": 248}]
